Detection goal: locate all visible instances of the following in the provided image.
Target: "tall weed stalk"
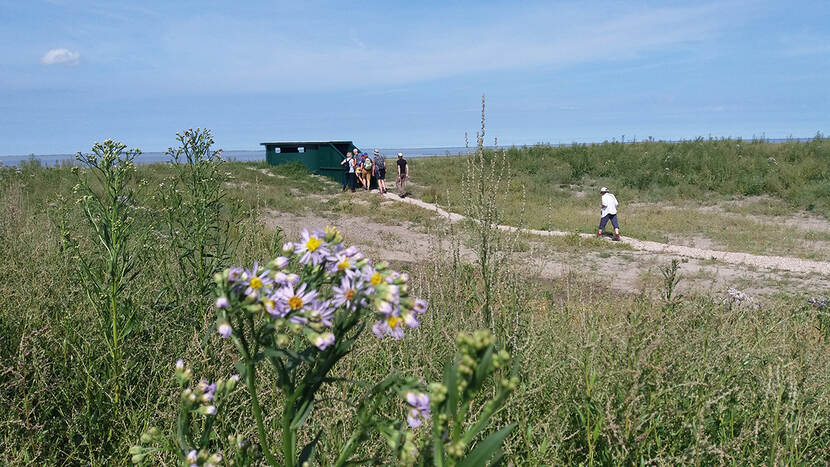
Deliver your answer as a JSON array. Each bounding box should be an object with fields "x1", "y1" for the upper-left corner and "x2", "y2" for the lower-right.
[
  {"x1": 156, "y1": 128, "x2": 238, "y2": 315},
  {"x1": 72, "y1": 140, "x2": 144, "y2": 427},
  {"x1": 461, "y1": 94, "x2": 523, "y2": 330}
]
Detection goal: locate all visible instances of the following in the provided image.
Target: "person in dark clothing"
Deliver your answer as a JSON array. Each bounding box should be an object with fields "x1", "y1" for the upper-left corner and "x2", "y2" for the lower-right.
[
  {"x1": 373, "y1": 149, "x2": 387, "y2": 194},
  {"x1": 396, "y1": 152, "x2": 409, "y2": 197}
]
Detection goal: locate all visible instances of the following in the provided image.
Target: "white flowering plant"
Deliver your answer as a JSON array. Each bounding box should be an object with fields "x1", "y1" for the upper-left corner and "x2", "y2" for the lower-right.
[{"x1": 133, "y1": 227, "x2": 518, "y2": 465}]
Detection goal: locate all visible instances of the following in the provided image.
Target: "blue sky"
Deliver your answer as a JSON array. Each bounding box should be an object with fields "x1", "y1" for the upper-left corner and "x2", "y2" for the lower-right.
[{"x1": 1, "y1": 0, "x2": 829, "y2": 155}]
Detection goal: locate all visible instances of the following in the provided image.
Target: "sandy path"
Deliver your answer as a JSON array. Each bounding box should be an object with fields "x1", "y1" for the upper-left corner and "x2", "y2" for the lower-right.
[{"x1": 383, "y1": 193, "x2": 830, "y2": 276}]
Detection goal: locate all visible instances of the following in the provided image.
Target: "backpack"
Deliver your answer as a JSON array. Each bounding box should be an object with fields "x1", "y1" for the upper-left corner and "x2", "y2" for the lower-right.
[
  {"x1": 363, "y1": 158, "x2": 373, "y2": 170},
  {"x1": 375, "y1": 156, "x2": 385, "y2": 170}
]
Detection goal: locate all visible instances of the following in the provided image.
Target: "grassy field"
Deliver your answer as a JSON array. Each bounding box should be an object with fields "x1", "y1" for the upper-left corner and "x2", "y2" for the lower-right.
[
  {"x1": 409, "y1": 137, "x2": 830, "y2": 259},
  {"x1": 2, "y1": 139, "x2": 830, "y2": 465}
]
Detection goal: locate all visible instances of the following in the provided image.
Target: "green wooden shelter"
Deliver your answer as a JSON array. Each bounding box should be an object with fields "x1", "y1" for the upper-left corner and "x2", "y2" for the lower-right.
[{"x1": 261, "y1": 141, "x2": 359, "y2": 185}]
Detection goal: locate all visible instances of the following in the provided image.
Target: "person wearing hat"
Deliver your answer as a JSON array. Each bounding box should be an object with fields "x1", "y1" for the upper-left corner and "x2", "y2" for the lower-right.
[
  {"x1": 396, "y1": 152, "x2": 409, "y2": 197},
  {"x1": 598, "y1": 187, "x2": 620, "y2": 241},
  {"x1": 373, "y1": 149, "x2": 387, "y2": 194}
]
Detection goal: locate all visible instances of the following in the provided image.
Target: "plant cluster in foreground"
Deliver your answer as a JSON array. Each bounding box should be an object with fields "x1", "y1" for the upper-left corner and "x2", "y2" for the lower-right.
[{"x1": 133, "y1": 227, "x2": 517, "y2": 466}]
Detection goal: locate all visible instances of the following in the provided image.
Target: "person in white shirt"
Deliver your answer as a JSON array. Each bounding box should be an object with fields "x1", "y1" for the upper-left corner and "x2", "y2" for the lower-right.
[{"x1": 598, "y1": 186, "x2": 621, "y2": 241}]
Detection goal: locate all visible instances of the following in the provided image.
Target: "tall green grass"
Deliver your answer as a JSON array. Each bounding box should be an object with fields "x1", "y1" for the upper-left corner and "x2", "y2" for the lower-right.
[
  {"x1": 415, "y1": 136, "x2": 830, "y2": 214},
  {"x1": 2, "y1": 148, "x2": 829, "y2": 464}
]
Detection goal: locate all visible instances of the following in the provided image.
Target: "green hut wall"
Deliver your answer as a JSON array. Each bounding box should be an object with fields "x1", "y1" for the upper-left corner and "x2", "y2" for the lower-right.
[{"x1": 261, "y1": 141, "x2": 358, "y2": 185}]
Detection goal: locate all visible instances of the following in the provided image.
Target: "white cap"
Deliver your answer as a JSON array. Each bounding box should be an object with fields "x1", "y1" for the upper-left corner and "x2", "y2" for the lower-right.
[{"x1": 600, "y1": 186, "x2": 608, "y2": 192}]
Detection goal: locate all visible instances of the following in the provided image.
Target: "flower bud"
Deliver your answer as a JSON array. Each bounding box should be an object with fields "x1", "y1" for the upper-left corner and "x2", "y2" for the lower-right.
[{"x1": 197, "y1": 404, "x2": 217, "y2": 415}]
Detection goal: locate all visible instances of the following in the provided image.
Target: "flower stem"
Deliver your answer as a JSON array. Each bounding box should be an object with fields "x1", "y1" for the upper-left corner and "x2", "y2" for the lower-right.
[
  {"x1": 282, "y1": 393, "x2": 297, "y2": 467},
  {"x1": 245, "y1": 361, "x2": 278, "y2": 466}
]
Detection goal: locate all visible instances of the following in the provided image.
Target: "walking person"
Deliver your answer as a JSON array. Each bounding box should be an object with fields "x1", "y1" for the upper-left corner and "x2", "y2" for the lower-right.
[
  {"x1": 361, "y1": 152, "x2": 373, "y2": 191},
  {"x1": 373, "y1": 149, "x2": 387, "y2": 194},
  {"x1": 396, "y1": 152, "x2": 409, "y2": 197},
  {"x1": 597, "y1": 186, "x2": 621, "y2": 241},
  {"x1": 340, "y1": 152, "x2": 357, "y2": 192}
]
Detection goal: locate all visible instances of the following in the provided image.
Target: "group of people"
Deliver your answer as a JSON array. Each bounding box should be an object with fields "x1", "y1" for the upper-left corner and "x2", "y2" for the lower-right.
[{"x1": 341, "y1": 148, "x2": 409, "y2": 196}]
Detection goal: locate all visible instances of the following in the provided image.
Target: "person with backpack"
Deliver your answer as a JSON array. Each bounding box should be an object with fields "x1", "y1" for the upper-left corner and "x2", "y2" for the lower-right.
[
  {"x1": 340, "y1": 152, "x2": 357, "y2": 192},
  {"x1": 597, "y1": 186, "x2": 621, "y2": 241},
  {"x1": 361, "y1": 152, "x2": 373, "y2": 191},
  {"x1": 373, "y1": 149, "x2": 387, "y2": 194}
]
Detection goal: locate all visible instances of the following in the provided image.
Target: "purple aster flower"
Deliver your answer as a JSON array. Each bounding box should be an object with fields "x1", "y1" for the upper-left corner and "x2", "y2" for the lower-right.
[
  {"x1": 402, "y1": 311, "x2": 420, "y2": 329},
  {"x1": 413, "y1": 298, "x2": 428, "y2": 315},
  {"x1": 218, "y1": 322, "x2": 232, "y2": 338},
  {"x1": 282, "y1": 242, "x2": 294, "y2": 253},
  {"x1": 186, "y1": 449, "x2": 198, "y2": 464},
  {"x1": 263, "y1": 295, "x2": 284, "y2": 317},
  {"x1": 375, "y1": 299, "x2": 396, "y2": 317},
  {"x1": 405, "y1": 391, "x2": 430, "y2": 428},
  {"x1": 372, "y1": 316, "x2": 406, "y2": 339},
  {"x1": 312, "y1": 332, "x2": 335, "y2": 350},
  {"x1": 273, "y1": 283, "x2": 318, "y2": 316},
  {"x1": 242, "y1": 261, "x2": 273, "y2": 297},
  {"x1": 215, "y1": 296, "x2": 229, "y2": 309},
  {"x1": 310, "y1": 300, "x2": 335, "y2": 327},
  {"x1": 294, "y1": 229, "x2": 330, "y2": 265},
  {"x1": 326, "y1": 251, "x2": 358, "y2": 275},
  {"x1": 274, "y1": 256, "x2": 290, "y2": 269},
  {"x1": 227, "y1": 266, "x2": 244, "y2": 283},
  {"x1": 332, "y1": 276, "x2": 364, "y2": 310}
]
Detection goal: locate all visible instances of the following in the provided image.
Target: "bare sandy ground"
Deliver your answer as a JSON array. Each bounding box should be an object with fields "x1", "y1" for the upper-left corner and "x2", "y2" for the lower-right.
[
  {"x1": 387, "y1": 193, "x2": 830, "y2": 276},
  {"x1": 262, "y1": 204, "x2": 827, "y2": 298}
]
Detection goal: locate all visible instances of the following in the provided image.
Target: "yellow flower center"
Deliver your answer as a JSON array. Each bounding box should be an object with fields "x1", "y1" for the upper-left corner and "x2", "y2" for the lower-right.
[
  {"x1": 288, "y1": 296, "x2": 303, "y2": 310},
  {"x1": 306, "y1": 236, "x2": 321, "y2": 252},
  {"x1": 266, "y1": 300, "x2": 275, "y2": 310},
  {"x1": 250, "y1": 277, "x2": 263, "y2": 289},
  {"x1": 337, "y1": 259, "x2": 349, "y2": 271},
  {"x1": 387, "y1": 316, "x2": 403, "y2": 329},
  {"x1": 345, "y1": 289, "x2": 355, "y2": 300},
  {"x1": 370, "y1": 272, "x2": 382, "y2": 286}
]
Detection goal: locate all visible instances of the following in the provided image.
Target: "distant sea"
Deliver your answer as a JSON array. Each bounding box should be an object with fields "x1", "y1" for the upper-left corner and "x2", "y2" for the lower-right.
[
  {"x1": 0, "y1": 138, "x2": 817, "y2": 167},
  {"x1": 0, "y1": 147, "x2": 473, "y2": 168}
]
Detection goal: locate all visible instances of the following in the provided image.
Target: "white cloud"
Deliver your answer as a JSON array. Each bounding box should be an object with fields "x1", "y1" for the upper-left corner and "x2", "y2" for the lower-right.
[{"x1": 41, "y1": 48, "x2": 80, "y2": 65}]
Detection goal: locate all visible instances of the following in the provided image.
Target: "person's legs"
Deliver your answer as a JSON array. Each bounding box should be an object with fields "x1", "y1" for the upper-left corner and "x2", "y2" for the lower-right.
[
  {"x1": 598, "y1": 214, "x2": 609, "y2": 236},
  {"x1": 365, "y1": 172, "x2": 372, "y2": 191},
  {"x1": 610, "y1": 214, "x2": 620, "y2": 238},
  {"x1": 348, "y1": 173, "x2": 356, "y2": 192}
]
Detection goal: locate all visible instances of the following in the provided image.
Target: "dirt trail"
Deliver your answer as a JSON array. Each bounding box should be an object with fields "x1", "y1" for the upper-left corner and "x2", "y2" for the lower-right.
[{"x1": 384, "y1": 193, "x2": 830, "y2": 276}]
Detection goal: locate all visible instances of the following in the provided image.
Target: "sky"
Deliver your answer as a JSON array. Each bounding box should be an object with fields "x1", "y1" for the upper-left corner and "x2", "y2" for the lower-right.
[{"x1": 1, "y1": 0, "x2": 829, "y2": 155}]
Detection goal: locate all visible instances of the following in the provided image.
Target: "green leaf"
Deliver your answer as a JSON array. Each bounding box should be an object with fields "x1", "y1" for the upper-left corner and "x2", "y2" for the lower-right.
[
  {"x1": 457, "y1": 423, "x2": 515, "y2": 467},
  {"x1": 443, "y1": 359, "x2": 458, "y2": 415},
  {"x1": 298, "y1": 429, "x2": 323, "y2": 465},
  {"x1": 473, "y1": 346, "x2": 494, "y2": 390},
  {"x1": 291, "y1": 398, "x2": 315, "y2": 430}
]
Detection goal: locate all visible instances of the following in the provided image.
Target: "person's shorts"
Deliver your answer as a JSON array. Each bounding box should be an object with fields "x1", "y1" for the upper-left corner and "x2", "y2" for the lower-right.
[
  {"x1": 599, "y1": 213, "x2": 619, "y2": 230},
  {"x1": 377, "y1": 168, "x2": 386, "y2": 180},
  {"x1": 356, "y1": 168, "x2": 364, "y2": 176}
]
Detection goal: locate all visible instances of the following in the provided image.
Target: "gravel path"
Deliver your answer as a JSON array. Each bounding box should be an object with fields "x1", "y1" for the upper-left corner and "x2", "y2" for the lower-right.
[{"x1": 383, "y1": 193, "x2": 830, "y2": 276}]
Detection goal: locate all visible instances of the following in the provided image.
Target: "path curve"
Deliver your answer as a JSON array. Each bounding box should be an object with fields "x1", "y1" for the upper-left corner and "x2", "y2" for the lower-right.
[{"x1": 382, "y1": 192, "x2": 830, "y2": 276}]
